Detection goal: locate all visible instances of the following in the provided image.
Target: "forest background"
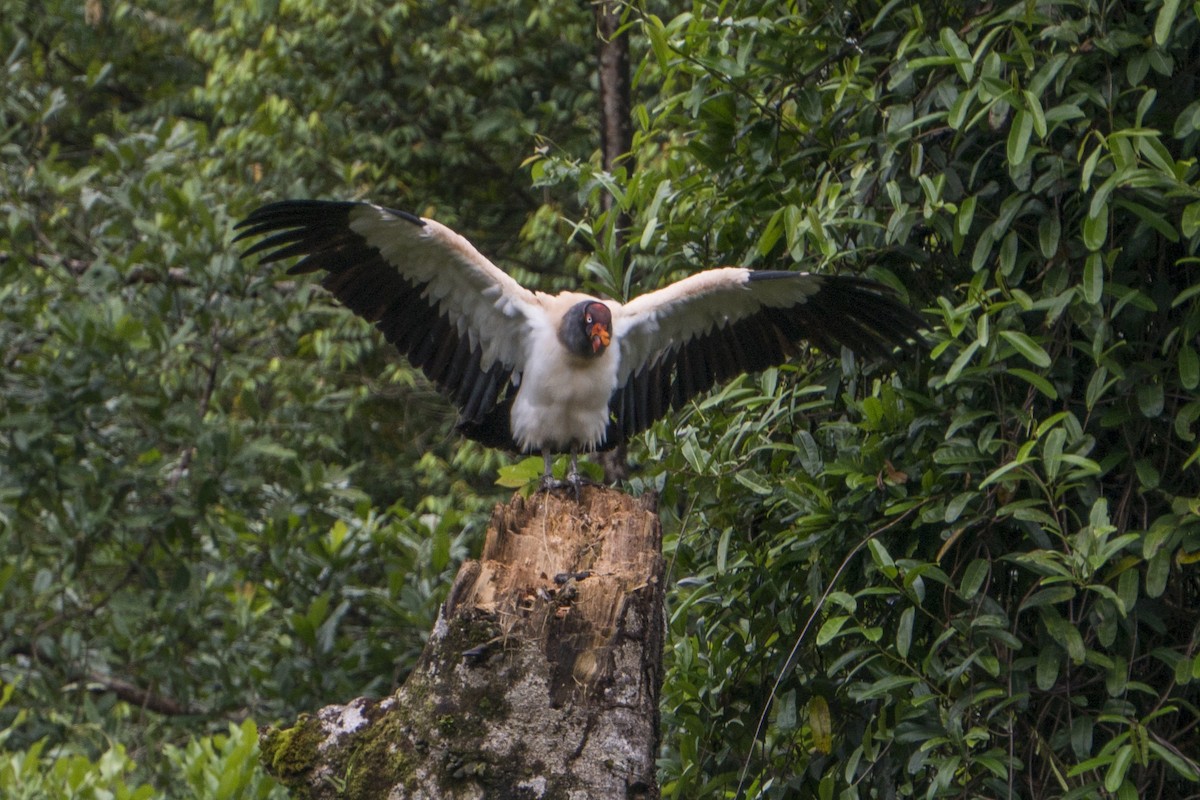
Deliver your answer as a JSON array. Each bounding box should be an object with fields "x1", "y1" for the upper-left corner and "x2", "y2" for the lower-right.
[{"x1": 3, "y1": 1, "x2": 1200, "y2": 798}]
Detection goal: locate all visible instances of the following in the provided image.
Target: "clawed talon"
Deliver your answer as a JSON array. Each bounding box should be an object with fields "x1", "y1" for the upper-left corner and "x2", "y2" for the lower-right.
[
  {"x1": 538, "y1": 474, "x2": 569, "y2": 492},
  {"x1": 538, "y1": 472, "x2": 593, "y2": 501},
  {"x1": 538, "y1": 450, "x2": 593, "y2": 501}
]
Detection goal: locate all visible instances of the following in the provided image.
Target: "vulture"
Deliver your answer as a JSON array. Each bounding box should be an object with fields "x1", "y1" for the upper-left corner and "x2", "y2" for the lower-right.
[{"x1": 235, "y1": 200, "x2": 923, "y2": 487}]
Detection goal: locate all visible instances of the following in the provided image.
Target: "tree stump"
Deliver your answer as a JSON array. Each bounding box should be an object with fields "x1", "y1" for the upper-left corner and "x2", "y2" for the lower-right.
[{"x1": 260, "y1": 485, "x2": 664, "y2": 799}]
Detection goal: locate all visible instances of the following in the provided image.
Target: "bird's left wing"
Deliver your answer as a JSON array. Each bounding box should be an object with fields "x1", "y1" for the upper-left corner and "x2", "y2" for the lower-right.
[
  {"x1": 235, "y1": 200, "x2": 542, "y2": 429},
  {"x1": 607, "y1": 268, "x2": 924, "y2": 443}
]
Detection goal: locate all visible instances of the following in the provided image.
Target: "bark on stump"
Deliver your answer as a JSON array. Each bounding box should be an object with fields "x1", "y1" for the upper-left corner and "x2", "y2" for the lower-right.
[{"x1": 260, "y1": 485, "x2": 664, "y2": 799}]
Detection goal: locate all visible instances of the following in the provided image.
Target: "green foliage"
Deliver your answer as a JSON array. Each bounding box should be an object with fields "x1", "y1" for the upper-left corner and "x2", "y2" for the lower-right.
[
  {"x1": 533, "y1": 0, "x2": 1200, "y2": 796},
  {"x1": 0, "y1": 683, "x2": 283, "y2": 799}
]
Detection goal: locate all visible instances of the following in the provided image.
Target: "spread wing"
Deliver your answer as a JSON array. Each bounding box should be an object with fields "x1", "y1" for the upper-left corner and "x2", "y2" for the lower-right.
[
  {"x1": 606, "y1": 268, "x2": 924, "y2": 444},
  {"x1": 235, "y1": 200, "x2": 542, "y2": 441}
]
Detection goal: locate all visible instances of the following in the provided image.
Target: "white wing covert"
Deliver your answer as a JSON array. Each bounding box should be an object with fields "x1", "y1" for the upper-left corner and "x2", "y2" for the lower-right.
[
  {"x1": 606, "y1": 268, "x2": 923, "y2": 444},
  {"x1": 235, "y1": 200, "x2": 541, "y2": 442}
]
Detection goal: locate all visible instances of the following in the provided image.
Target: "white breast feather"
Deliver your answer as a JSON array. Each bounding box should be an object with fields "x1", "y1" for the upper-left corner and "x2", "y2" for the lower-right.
[{"x1": 509, "y1": 307, "x2": 621, "y2": 453}]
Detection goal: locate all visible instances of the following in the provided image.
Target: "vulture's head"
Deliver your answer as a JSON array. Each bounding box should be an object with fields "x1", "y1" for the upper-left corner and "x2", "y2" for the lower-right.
[{"x1": 561, "y1": 300, "x2": 612, "y2": 358}]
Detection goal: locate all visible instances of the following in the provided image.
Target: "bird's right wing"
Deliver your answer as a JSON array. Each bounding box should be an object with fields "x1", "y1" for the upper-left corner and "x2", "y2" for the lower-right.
[
  {"x1": 235, "y1": 200, "x2": 543, "y2": 428},
  {"x1": 606, "y1": 268, "x2": 924, "y2": 443}
]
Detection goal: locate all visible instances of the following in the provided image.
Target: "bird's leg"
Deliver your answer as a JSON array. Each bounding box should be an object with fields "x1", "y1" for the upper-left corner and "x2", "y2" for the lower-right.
[
  {"x1": 566, "y1": 448, "x2": 582, "y2": 502},
  {"x1": 539, "y1": 449, "x2": 557, "y2": 491},
  {"x1": 536, "y1": 448, "x2": 590, "y2": 501}
]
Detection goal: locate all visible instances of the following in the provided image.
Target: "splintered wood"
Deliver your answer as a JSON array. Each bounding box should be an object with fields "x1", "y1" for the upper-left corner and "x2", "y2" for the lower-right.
[{"x1": 447, "y1": 485, "x2": 661, "y2": 704}]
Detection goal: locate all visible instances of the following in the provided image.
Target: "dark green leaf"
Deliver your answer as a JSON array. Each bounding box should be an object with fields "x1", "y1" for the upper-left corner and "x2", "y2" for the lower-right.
[
  {"x1": 1083, "y1": 206, "x2": 1109, "y2": 250},
  {"x1": 1105, "y1": 745, "x2": 1134, "y2": 793},
  {"x1": 896, "y1": 607, "x2": 914, "y2": 659},
  {"x1": 1083, "y1": 252, "x2": 1104, "y2": 304},
  {"x1": 1137, "y1": 381, "x2": 1165, "y2": 417},
  {"x1": 1000, "y1": 331, "x2": 1052, "y2": 368},
  {"x1": 1180, "y1": 345, "x2": 1199, "y2": 389},
  {"x1": 1155, "y1": 0, "x2": 1183, "y2": 45},
  {"x1": 958, "y1": 559, "x2": 989, "y2": 600}
]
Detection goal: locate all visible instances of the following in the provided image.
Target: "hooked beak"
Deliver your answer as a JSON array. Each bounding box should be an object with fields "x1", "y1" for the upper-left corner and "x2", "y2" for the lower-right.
[{"x1": 590, "y1": 323, "x2": 611, "y2": 353}]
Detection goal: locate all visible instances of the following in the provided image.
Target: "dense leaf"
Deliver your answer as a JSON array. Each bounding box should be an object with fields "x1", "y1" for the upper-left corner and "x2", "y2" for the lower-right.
[{"x1": 530, "y1": 1, "x2": 1200, "y2": 797}]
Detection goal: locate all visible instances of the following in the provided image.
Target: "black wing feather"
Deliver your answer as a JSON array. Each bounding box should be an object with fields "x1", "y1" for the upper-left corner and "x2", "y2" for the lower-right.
[
  {"x1": 235, "y1": 200, "x2": 515, "y2": 444},
  {"x1": 605, "y1": 273, "x2": 923, "y2": 446}
]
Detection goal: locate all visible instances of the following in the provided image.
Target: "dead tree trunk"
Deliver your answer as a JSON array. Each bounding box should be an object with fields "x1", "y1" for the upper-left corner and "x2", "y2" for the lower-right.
[
  {"x1": 595, "y1": 0, "x2": 633, "y2": 187},
  {"x1": 260, "y1": 486, "x2": 663, "y2": 799},
  {"x1": 595, "y1": 0, "x2": 635, "y2": 485}
]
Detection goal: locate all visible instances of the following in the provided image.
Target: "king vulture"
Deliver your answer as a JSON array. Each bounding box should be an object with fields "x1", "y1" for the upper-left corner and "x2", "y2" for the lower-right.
[{"x1": 235, "y1": 200, "x2": 923, "y2": 486}]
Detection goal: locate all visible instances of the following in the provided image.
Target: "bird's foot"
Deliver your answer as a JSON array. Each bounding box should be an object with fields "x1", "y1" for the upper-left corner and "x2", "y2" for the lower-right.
[
  {"x1": 537, "y1": 451, "x2": 596, "y2": 501},
  {"x1": 538, "y1": 472, "x2": 596, "y2": 501}
]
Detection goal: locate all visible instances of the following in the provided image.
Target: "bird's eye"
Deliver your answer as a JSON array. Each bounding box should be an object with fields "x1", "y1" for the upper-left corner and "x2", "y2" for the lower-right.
[{"x1": 586, "y1": 313, "x2": 593, "y2": 324}]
